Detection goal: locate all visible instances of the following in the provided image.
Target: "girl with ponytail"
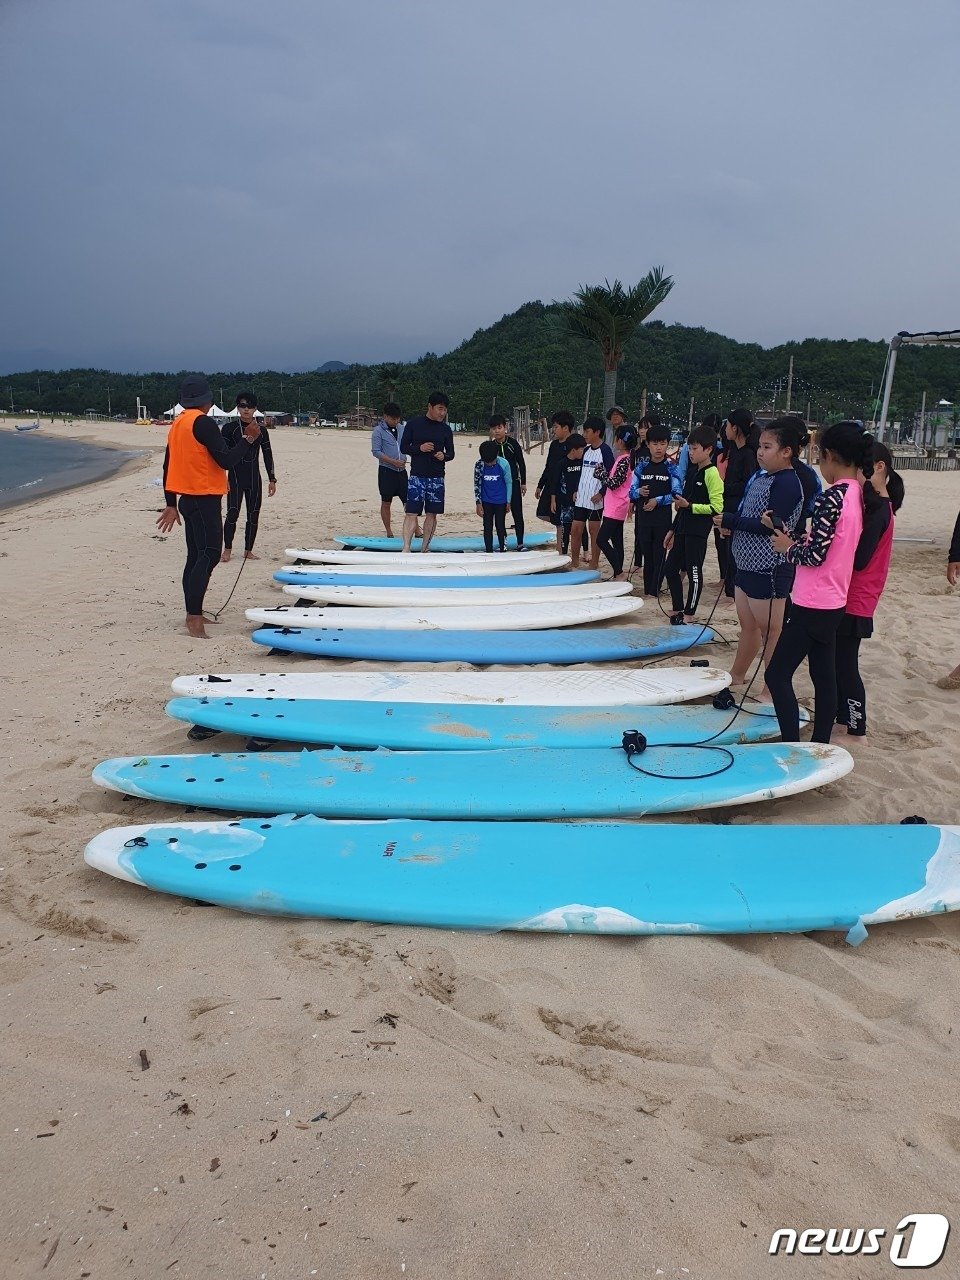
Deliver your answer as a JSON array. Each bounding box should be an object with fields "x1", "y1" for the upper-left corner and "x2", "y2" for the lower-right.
[
  {"x1": 763, "y1": 422, "x2": 872, "y2": 742},
  {"x1": 835, "y1": 443, "x2": 904, "y2": 733}
]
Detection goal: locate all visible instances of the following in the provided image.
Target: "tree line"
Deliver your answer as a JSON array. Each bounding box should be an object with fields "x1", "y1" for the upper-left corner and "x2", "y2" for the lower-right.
[{"x1": 4, "y1": 302, "x2": 958, "y2": 427}]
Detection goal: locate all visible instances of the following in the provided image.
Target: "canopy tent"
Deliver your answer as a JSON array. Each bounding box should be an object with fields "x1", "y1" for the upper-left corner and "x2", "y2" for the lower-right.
[
  {"x1": 223, "y1": 406, "x2": 265, "y2": 418},
  {"x1": 877, "y1": 330, "x2": 960, "y2": 440},
  {"x1": 163, "y1": 403, "x2": 231, "y2": 418}
]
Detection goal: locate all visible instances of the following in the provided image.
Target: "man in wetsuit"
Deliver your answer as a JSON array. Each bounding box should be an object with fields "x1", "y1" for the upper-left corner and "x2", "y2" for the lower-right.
[
  {"x1": 157, "y1": 375, "x2": 261, "y2": 638},
  {"x1": 221, "y1": 392, "x2": 276, "y2": 562}
]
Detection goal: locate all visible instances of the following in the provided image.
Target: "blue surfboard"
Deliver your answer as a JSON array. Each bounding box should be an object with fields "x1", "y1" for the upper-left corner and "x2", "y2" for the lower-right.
[
  {"x1": 165, "y1": 695, "x2": 798, "y2": 750},
  {"x1": 84, "y1": 816, "x2": 960, "y2": 943},
  {"x1": 252, "y1": 623, "x2": 718, "y2": 664},
  {"x1": 335, "y1": 533, "x2": 553, "y2": 552},
  {"x1": 92, "y1": 741, "x2": 852, "y2": 819},
  {"x1": 273, "y1": 569, "x2": 601, "y2": 588}
]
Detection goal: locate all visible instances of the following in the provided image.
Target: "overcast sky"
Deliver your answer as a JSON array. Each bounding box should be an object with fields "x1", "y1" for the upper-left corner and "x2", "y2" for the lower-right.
[{"x1": 1, "y1": 0, "x2": 958, "y2": 374}]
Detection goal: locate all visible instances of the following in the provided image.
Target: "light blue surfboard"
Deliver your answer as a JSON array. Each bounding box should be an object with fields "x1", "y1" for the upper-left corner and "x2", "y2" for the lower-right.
[
  {"x1": 165, "y1": 695, "x2": 799, "y2": 750},
  {"x1": 273, "y1": 569, "x2": 601, "y2": 588},
  {"x1": 252, "y1": 623, "x2": 718, "y2": 664},
  {"x1": 92, "y1": 741, "x2": 852, "y2": 819},
  {"x1": 336, "y1": 533, "x2": 553, "y2": 552},
  {"x1": 84, "y1": 816, "x2": 960, "y2": 943}
]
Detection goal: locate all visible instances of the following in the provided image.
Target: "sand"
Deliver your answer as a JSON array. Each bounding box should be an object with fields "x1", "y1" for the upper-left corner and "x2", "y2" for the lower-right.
[{"x1": 2, "y1": 419, "x2": 960, "y2": 1279}]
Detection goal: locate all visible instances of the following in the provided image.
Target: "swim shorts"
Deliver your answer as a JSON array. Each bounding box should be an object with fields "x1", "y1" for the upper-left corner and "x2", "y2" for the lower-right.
[{"x1": 405, "y1": 474, "x2": 445, "y2": 515}]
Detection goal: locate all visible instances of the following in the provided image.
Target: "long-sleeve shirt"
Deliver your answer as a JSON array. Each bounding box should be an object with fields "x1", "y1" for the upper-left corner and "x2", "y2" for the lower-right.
[
  {"x1": 370, "y1": 419, "x2": 406, "y2": 469},
  {"x1": 221, "y1": 418, "x2": 276, "y2": 482},
  {"x1": 537, "y1": 438, "x2": 567, "y2": 498},
  {"x1": 674, "y1": 463, "x2": 723, "y2": 537},
  {"x1": 786, "y1": 482, "x2": 848, "y2": 568},
  {"x1": 950, "y1": 510, "x2": 960, "y2": 563},
  {"x1": 495, "y1": 435, "x2": 526, "y2": 485},
  {"x1": 400, "y1": 415, "x2": 455, "y2": 478},
  {"x1": 722, "y1": 440, "x2": 759, "y2": 514},
  {"x1": 163, "y1": 415, "x2": 257, "y2": 505},
  {"x1": 629, "y1": 456, "x2": 681, "y2": 505},
  {"x1": 474, "y1": 457, "x2": 512, "y2": 505}
]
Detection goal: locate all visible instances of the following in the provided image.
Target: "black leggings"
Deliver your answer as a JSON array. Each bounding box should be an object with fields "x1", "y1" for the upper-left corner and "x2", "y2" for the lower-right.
[
  {"x1": 664, "y1": 533, "x2": 708, "y2": 616},
  {"x1": 596, "y1": 517, "x2": 625, "y2": 575},
  {"x1": 509, "y1": 488, "x2": 525, "y2": 548},
  {"x1": 481, "y1": 502, "x2": 507, "y2": 552},
  {"x1": 636, "y1": 523, "x2": 669, "y2": 595},
  {"x1": 765, "y1": 603, "x2": 846, "y2": 742},
  {"x1": 835, "y1": 632, "x2": 866, "y2": 735},
  {"x1": 179, "y1": 494, "x2": 223, "y2": 616},
  {"x1": 223, "y1": 467, "x2": 263, "y2": 552}
]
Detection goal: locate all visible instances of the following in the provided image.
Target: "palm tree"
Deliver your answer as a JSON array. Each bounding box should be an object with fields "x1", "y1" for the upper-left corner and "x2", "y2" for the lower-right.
[
  {"x1": 561, "y1": 270, "x2": 674, "y2": 415},
  {"x1": 378, "y1": 363, "x2": 404, "y2": 402}
]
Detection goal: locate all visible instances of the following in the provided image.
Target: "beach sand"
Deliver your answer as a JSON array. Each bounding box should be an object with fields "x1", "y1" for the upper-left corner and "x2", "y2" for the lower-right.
[{"x1": 2, "y1": 420, "x2": 960, "y2": 1278}]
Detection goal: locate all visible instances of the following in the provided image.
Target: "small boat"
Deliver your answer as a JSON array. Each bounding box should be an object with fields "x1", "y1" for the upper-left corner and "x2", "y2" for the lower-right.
[{"x1": 15, "y1": 422, "x2": 40, "y2": 432}]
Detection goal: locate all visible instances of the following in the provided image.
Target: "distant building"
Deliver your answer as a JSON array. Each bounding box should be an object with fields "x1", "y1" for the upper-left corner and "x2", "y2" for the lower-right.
[{"x1": 336, "y1": 406, "x2": 378, "y2": 429}]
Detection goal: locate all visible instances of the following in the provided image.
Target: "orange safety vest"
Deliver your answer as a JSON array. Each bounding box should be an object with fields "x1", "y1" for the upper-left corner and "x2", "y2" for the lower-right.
[{"x1": 165, "y1": 408, "x2": 229, "y2": 496}]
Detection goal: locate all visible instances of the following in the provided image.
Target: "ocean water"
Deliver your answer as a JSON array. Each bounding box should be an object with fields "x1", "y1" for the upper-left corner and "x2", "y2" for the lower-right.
[{"x1": 0, "y1": 428, "x2": 143, "y2": 509}]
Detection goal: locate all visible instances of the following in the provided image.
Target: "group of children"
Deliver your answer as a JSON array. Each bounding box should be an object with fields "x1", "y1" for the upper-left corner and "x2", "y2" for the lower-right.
[{"x1": 525, "y1": 405, "x2": 906, "y2": 747}]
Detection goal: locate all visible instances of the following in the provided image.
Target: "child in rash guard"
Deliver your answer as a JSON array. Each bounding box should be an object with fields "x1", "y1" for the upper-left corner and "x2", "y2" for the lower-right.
[
  {"x1": 474, "y1": 438, "x2": 512, "y2": 552},
  {"x1": 557, "y1": 434, "x2": 587, "y2": 556},
  {"x1": 662, "y1": 423, "x2": 724, "y2": 623},
  {"x1": 835, "y1": 442, "x2": 904, "y2": 735},
  {"x1": 715, "y1": 417, "x2": 805, "y2": 701},
  {"x1": 629, "y1": 423, "x2": 681, "y2": 596},
  {"x1": 764, "y1": 422, "x2": 872, "y2": 742}
]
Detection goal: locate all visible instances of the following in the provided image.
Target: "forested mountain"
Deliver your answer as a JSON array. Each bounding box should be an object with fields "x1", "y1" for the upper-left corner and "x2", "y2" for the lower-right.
[{"x1": 4, "y1": 302, "x2": 959, "y2": 427}]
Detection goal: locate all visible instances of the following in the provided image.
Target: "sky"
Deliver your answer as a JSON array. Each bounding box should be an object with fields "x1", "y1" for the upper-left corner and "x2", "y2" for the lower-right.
[{"x1": 1, "y1": 0, "x2": 958, "y2": 374}]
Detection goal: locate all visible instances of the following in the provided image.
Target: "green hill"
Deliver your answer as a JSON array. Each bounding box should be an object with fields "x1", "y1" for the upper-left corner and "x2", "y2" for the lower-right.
[{"x1": 4, "y1": 303, "x2": 959, "y2": 427}]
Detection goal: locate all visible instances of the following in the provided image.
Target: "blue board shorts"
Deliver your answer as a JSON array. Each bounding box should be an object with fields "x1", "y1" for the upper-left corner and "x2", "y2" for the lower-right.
[
  {"x1": 405, "y1": 474, "x2": 445, "y2": 515},
  {"x1": 735, "y1": 563, "x2": 795, "y2": 600}
]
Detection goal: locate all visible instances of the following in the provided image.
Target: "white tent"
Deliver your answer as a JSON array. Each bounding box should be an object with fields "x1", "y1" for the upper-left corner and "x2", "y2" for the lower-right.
[
  {"x1": 877, "y1": 330, "x2": 960, "y2": 440},
  {"x1": 223, "y1": 406, "x2": 265, "y2": 418},
  {"x1": 163, "y1": 402, "x2": 233, "y2": 418}
]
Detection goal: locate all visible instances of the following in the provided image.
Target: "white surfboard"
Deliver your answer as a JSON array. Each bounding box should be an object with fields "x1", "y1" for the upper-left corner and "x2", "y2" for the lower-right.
[
  {"x1": 246, "y1": 598, "x2": 644, "y2": 631},
  {"x1": 279, "y1": 556, "x2": 572, "y2": 577},
  {"x1": 283, "y1": 581, "x2": 634, "y2": 607},
  {"x1": 172, "y1": 666, "x2": 731, "y2": 706},
  {"x1": 285, "y1": 548, "x2": 565, "y2": 571}
]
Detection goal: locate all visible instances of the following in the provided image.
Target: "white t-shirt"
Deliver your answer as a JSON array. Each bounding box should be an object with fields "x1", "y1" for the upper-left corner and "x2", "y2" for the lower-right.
[{"x1": 576, "y1": 443, "x2": 610, "y2": 509}]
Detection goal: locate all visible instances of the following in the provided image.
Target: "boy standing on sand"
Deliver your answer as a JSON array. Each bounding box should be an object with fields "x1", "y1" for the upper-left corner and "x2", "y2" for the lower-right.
[
  {"x1": 399, "y1": 392, "x2": 454, "y2": 552},
  {"x1": 490, "y1": 416, "x2": 527, "y2": 550},
  {"x1": 630, "y1": 422, "x2": 681, "y2": 596},
  {"x1": 157, "y1": 375, "x2": 260, "y2": 639},
  {"x1": 569, "y1": 417, "x2": 614, "y2": 569},
  {"x1": 662, "y1": 423, "x2": 724, "y2": 623},
  {"x1": 474, "y1": 439, "x2": 513, "y2": 552}
]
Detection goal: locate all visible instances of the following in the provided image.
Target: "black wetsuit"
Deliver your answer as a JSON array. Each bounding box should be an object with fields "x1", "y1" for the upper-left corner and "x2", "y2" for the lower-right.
[
  {"x1": 162, "y1": 415, "x2": 257, "y2": 615},
  {"x1": 496, "y1": 435, "x2": 527, "y2": 548},
  {"x1": 221, "y1": 420, "x2": 276, "y2": 553}
]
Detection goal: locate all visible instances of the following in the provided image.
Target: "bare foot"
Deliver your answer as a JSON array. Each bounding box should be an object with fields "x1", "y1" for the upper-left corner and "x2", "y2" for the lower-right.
[
  {"x1": 185, "y1": 615, "x2": 210, "y2": 639},
  {"x1": 243, "y1": 551, "x2": 259, "y2": 560},
  {"x1": 220, "y1": 549, "x2": 232, "y2": 563}
]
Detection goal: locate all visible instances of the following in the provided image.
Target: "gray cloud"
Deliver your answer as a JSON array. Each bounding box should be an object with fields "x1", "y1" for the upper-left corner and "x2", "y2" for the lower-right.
[{"x1": 1, "y1": 0, "x2": 958, "y2": 373}]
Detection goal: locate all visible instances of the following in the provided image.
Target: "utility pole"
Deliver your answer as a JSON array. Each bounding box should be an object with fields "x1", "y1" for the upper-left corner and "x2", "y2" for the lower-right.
[
  {"x1": 687, "y1": 397, "x2": 695, "y2": 432},
  {"x1": 805, "y1": 400, "x2": 811, "y2": 424},
  {"x1": 785, "y1": 355, "x2": 794, "y2": 413},
  {"x1": 584, "y1": 378, "x2": 591, "y2": 419},
  {"x1": 640, "y1": 387, "x2": 647, "y2": 418},
  {"x1": 107, "y1": 386, "x2": 112, "y2": 416},
  {"x1": 919, "y1": 390, "x2": 927, "y2": 447}
]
